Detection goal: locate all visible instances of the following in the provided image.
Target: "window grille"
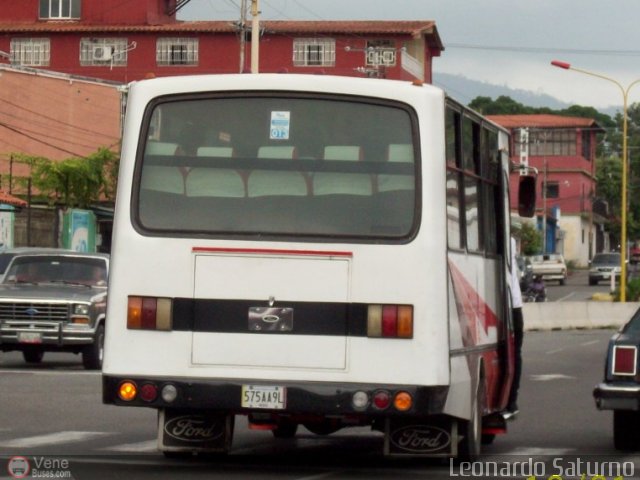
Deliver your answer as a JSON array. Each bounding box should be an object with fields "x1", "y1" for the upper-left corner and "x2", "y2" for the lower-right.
[
  {"x1": 10, "y1": 38, "x2": 50, "y2": 67},
  {"x1": 293, "y1": 38, "x2": 335, "y2": 67},
  {"x1": 157, "y1": 38, "x2": 199, "y2": 66}
]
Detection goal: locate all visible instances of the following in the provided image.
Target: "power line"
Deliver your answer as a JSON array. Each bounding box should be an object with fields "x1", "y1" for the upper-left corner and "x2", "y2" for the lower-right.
[{"x1": 447, "y1": 43, "x2": 640, "y2": 57}]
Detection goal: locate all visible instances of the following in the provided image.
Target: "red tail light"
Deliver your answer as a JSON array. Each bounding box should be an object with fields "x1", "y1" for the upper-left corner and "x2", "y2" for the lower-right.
[
  {"x1": 127, "y1": 296, "x2": 173, "y2": 331},
  {"x1": 613, "y1": 345, "x2": 637, "y2": 376},
  {"x1": 367, "y1": 304, "x2": 413, "y2": 338}
]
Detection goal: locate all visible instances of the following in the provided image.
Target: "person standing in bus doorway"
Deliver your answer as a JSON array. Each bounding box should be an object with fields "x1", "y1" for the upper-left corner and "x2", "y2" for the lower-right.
[{"x1": 505, "y1": 236, "x2": 523, "y2": 419}]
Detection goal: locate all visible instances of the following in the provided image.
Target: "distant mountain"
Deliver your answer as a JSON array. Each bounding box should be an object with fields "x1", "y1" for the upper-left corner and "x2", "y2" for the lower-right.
[{"x1": 433, "y1": 73, "x2": 619, "y2": 118}]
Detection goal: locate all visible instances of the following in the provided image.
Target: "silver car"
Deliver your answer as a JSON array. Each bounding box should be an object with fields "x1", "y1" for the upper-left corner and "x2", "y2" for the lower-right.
[{"x1": 589, "y1": 252, "x2": 622, "y2": 286}]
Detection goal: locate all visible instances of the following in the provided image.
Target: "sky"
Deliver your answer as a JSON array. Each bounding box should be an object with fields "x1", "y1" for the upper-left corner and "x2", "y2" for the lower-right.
[{"x1": 178, "y1": 0, "x2": 640, "y2": 111}]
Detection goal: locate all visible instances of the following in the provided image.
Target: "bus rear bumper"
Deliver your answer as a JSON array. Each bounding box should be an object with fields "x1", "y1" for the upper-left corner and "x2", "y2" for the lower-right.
[{"x1": 102, "y1": 374, "x2": 449, "y2": 417}]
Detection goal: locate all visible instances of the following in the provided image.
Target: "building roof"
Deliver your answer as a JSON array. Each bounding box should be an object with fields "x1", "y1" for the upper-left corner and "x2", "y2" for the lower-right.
[
  {"x1": 0, "y1": 191, "x2": 26, "y2": 208},
  {"x1": 487, "y1": 114, "x2": 604, "y2": 132},
  {"x1": 0, "y1": 20, "x2": 443, "y2": 49}
]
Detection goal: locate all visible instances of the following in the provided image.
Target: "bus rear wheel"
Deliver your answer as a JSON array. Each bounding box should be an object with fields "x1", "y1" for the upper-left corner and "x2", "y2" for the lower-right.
[{"x1": 459, "y1": 379, "x2": 484, "y2": 460}]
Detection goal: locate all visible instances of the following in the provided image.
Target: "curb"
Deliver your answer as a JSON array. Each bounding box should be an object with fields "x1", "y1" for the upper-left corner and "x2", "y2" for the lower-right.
[{"x1": 523, "y1": 301, "x2": 640, "y2": 331}]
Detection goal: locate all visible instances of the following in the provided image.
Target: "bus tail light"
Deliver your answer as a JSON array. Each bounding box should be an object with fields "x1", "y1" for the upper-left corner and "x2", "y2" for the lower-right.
[
  {"x1": 118, "y1": 381, "x2": 138, "y2": 401},
  {"x1": 613, "y1": 345, "x2": 637, "y2": 376},
  {"x1": 394, "y1": 391, "x2": 413, "y2": 411},
  {"x1": 367, "y1": 305, "x2": 413, "y2": 338},
  {"x1": 127, "y1": 296, "x2": 173, "y2": 331}
]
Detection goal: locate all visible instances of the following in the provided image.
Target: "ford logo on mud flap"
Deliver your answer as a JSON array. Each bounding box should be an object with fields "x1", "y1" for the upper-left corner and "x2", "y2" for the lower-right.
[
  {"x1": 390, "y1": 425, "x2": 451, "y2": 453},
  {"x1": 262, "y1": 314, "x2": 280, "y2": 323},
  {"x1": 164, "y1": 415, "x2": 223, "y2": 443}
]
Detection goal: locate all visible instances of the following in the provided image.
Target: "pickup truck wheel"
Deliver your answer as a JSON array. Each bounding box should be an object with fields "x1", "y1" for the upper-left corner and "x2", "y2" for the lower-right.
[
  {"x1": 23, "y1": 348, "x2": 44, "y2": 364},
  {"x1": 82, "y1": 324, "x2": 104, "y2": 370}
]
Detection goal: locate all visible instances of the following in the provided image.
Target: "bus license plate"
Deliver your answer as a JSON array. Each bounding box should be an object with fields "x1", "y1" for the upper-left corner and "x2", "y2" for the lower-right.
[
  {"x1": 18, "y1": 332, "x2": 42, "y2": 344},
  {"x1": 241, "y1": 385, "x2": 286, "y2": 410}
]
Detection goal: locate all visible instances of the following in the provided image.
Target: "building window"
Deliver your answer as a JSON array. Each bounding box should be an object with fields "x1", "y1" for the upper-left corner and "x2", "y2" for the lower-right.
[
  {"x1": 582, "y1": 130, "x2": 592, "y2": 160},
  {"x1": 10, "y1": 38, "x2": 50, "y2": 67},
  {"x1": 515, "y1": 129, "x2": 576, "y2": 156},
  {"x1": 80, "y1": 38, "x2": 128, "y2": 66},
  {"x1": 293, "y1": 38, "x2": 335, "y2": 67},
  {"x1": 156, "y1": 38, "x2": 199, "y2": 66},
  {"x1": 39, "y1": 0, "x2": 81, "y2": 19},
  {"x1": 543, "y1": 181, "x2": 560, "y2": 199},
  {"x1": 365, "y1": 40, "x2": 397, "y2": 67}
]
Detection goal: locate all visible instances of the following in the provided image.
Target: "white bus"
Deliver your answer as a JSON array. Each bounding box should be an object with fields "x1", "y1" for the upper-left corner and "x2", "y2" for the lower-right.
[{"x1": 102, "y1": 73, "x2": 535, "y2": 458}]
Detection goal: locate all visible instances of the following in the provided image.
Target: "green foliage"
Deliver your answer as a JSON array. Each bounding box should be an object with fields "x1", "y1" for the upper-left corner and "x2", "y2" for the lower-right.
[
  {"x1": 613, "y1": 277, "x2": 640, "y2": 302},
  {"x1": 469, "y1": 95, "x2": 615, "y2": 129},
  {"x1": 13, "y1": 148, "x2": 119, "y2": 208},
  {"x1": 512, "y1": 222, "x2": 542, "y2": 256}
]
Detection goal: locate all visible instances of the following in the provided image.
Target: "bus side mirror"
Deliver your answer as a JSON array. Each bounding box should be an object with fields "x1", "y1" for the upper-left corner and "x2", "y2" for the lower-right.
[{"x1": 518, "y1": 175, "x2": 536, "y2": 218}]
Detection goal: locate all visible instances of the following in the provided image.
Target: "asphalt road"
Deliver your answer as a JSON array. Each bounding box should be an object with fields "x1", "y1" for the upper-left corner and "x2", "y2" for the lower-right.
[
  {"x1": 543, "y1": 269, "x2": 619, "y2": 302},
  {"x1": 1, "y1": 329, "x2": 639, "y2": 479}
]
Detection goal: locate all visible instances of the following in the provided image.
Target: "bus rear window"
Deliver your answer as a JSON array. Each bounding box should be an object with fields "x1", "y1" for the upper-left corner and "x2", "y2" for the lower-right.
[{"x1": 136, "y1": 94, "x2": 418, "y2": 241}]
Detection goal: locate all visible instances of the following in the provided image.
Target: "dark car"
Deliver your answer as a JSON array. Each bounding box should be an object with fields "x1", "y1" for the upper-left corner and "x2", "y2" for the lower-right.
[
  {"x1": 0, "y1": 250, "x2": 108, "y2": 369},
  {"x1": 593, "y1": 307, "x2": 640, "y2": 450},
  {"x1": 588, "y1": 252, "x2": 622, "y2": 286}
]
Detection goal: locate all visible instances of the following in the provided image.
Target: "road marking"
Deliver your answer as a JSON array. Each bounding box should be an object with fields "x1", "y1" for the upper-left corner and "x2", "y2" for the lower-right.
[
  {"x1": 556, "y1": 292, "x2": 576, "y2": 302},
  {"x1": 100, "y1": 440, "x2": 158, "y2": 453},
  {"x1": 0, "y1": 369, "x2": 99, "y2": 376},
  {"x1": 581, "y1": 340, "x2": 600, "y2": 347},
  {"x1": 506, "y1": 447, "x2": 574, "y2": 455},
  {"x1": 0, "y1": 431, "x2": 111, "y2": 448},
  {"x1": 530, "y1": 374, "x2": 575, "y2": 381}
]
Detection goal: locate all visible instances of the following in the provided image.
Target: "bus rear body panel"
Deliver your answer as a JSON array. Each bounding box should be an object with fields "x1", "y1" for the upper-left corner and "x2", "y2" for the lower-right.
[{"x1": 103, "y1": 74, "x2": 513, "y2": 457}]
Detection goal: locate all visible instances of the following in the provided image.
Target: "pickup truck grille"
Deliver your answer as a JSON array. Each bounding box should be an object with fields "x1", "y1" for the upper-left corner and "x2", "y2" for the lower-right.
[{"x1": 0, "y1": 302, "x2": 69, "y2": 322}]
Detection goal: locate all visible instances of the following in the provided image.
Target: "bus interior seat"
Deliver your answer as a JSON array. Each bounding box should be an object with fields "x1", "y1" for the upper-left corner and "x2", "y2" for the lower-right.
[
  {"x1": 256, "y1": 145, "x2": 298, "y2": 159},
  {"x1": 186, "y1": 147, "x2": 245, "y2": 197},
  {"x1": 313, "y1": 145, "x2": 373, "y2": 196},
  {"x1": 248, "y1": 145, "x2": 308, "y2": 197},
  {"x1": 196, "y1": 146, "x2": 235, "y2": 157},
  {"x1": 141, "y1": 141, "x2": 185, "y2": 193},
  {"x1": 146, "y1": 141, "x2": 180, "y2": 156},
  {"x1": 378, "y1": 143, "x2": 415, "y2": 192}
]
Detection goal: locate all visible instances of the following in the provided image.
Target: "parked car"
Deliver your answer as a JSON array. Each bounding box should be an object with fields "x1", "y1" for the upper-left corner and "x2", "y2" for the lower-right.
[
  {"x1": 516, "y1": 255, "x2": 533, "y2": 291},
  {"x1": 593, "y1": 307, "x2": 640, "y2": 450},
  {"x1": 528, "y1": 253, "x2": 567, "y2": 285},
  {"x1": 588, "y1": 252, "x2": 622, "y2": 286},
  {"x1": 0, "y1": 250, "x2": 108, "y2": 369}
]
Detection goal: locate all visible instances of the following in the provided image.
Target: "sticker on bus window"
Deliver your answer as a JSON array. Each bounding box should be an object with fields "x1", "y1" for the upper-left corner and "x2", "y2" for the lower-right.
[{"x1": 270, "y1": 111, "x2": 290, "y2": 140}]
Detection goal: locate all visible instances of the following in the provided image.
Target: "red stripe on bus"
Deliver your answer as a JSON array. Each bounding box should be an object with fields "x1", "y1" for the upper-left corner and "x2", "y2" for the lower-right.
[{"x1": 192, "y1": 247, "x2": 353, "y2": 257}]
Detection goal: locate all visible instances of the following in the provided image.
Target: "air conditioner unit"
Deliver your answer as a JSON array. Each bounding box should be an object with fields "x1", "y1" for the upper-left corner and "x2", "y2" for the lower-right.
[{"x1": 92, "y1": 46, "x2": 112, "y2": 61}]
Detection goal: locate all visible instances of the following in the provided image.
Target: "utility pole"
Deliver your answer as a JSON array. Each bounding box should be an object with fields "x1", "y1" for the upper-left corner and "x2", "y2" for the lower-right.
[
  {"x1": 238, "y1": 0, "x2": 247, "y2": 72},
  {"x1": 250, "y1": 0, "x2": 260, "y2": 73}
]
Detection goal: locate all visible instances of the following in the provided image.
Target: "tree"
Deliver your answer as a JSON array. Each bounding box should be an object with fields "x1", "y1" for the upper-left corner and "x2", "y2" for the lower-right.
[
  {"x1": 17, "y1": 147, "x2": 119, "y2": 208},
  {"x1": 512, "y1": 222, "x2": 542, "y2": 256}
]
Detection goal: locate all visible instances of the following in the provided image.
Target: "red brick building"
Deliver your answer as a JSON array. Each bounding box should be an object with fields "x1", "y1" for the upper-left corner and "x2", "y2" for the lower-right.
[
  {"x1": 0, "y1": 0, "x2": 444, "y2": 250},
  {"x1": 0, "y1": 0, "x2": 443, "y2": 83},
  {"x1": 488, "y1": 114, "x2": 606, "y2": 265}
]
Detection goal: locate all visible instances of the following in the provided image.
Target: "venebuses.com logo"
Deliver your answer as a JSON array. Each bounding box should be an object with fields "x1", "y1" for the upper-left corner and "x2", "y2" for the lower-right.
[{"x1": 7, "y1": 456, "x2": 72, "y2": 479}]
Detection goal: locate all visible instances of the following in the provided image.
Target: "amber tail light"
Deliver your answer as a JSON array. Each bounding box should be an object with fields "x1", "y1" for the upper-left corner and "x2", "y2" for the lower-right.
[{"x1": 127, "y1": 296, "x2": 173, "y2": 330}]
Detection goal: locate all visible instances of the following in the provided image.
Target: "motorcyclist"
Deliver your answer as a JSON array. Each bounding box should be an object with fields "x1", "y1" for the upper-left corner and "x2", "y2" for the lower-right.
[{"x1": 528, "y1": 275, "x2": 546, "y2": 302}]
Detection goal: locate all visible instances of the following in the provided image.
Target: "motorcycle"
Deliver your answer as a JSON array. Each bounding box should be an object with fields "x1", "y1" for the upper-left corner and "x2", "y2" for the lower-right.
[{"x1": 523, "y1": 277, "x2": 546, "y2": 303}]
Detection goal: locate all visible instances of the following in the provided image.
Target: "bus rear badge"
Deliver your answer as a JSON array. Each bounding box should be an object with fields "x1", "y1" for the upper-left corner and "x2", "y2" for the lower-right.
[
  {"x1": 249, "y1": 307, "x2": 293, "y2": 332},
  {"x1": 388, "y1": 423, "x2": 451, "y2": 455}
]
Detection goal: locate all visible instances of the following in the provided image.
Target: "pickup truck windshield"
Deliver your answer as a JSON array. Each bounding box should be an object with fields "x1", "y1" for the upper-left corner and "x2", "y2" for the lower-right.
[
  {"x1": 136, "y1": 93, "x2": 418, "y2": 241},
  {"x1": 5, "y1": 256, "x2": 107, "y2": 286}
]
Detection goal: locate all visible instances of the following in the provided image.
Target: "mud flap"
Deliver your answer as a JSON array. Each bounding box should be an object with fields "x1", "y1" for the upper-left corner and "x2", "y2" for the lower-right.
[
  {"x1": 384, "y1": 417, "x2": 457, "y2": 457},
  {"x1": 158, "y1": 409, "x2": 234, "y2": 454}
]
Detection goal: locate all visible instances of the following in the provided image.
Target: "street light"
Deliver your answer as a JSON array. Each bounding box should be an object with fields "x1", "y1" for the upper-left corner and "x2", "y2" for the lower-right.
[{"x1": 551, "y1": 60, "x2": 640, "y2": 302}]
